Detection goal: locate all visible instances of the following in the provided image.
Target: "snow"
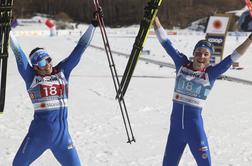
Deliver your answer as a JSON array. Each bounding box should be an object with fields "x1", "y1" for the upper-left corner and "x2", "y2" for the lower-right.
[{"x1": 1, "y1": 24, "x2": 252, "y2": 166}]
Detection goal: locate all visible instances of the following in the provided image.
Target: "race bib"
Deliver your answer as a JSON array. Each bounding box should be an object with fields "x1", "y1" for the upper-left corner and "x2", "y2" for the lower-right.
[{"x1": 173, "y1": 66, "x2": 212, "y2": 108}]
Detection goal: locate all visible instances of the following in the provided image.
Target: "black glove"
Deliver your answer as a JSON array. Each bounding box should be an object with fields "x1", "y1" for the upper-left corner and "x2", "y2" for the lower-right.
[
  {"x1": 91, "y1": 18, "x2": 99, "y2": 27},
  {"x1": 91, "y1": 7, "x2": 103, "y2": 27},
  {"x1": 249, "y1": 33, "x2": 252, "y2": 40}
]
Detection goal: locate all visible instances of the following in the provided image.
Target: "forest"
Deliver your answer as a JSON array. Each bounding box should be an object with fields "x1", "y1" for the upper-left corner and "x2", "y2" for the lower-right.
[{"x1": 13, "y1": 0, "x2": 244, "y2": 28}]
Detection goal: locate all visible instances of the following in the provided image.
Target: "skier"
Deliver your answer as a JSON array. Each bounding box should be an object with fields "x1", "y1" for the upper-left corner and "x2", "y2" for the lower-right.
[
  {"x1": 10, "y1": 9, "x2": 102, "y2": 166},
  {"x1": 153, "y1": 17, "x2": 252, "y2": 166}
]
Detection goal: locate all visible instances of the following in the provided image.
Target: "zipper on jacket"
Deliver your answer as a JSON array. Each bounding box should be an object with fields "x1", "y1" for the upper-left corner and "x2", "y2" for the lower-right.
[{"x1": 182, "y1": 104, "x2": 185, "y2": 129}]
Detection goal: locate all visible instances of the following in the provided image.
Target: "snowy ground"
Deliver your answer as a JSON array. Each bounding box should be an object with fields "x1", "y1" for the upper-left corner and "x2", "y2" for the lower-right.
[{"x1": 0, "y1": 24, "x2": 252, "y2": 166}]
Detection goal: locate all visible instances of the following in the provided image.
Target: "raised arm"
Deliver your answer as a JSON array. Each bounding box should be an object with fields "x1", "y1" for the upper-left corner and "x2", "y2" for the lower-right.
[
  {"x1": 9, "y1": 31, "x2": 34, "y2": 84},
  {"x1": 57, "y1": 24, "x2": 95, "y2": 79},
  {"x1": 235, "y1": 33, "x2": 252, "y2": 56},
  {"x1": 153, "y1": 17, "x2": 188, "y2": 70},
  {"x1": 208, "y1": 33, "x2": 252, "y2": 79}
]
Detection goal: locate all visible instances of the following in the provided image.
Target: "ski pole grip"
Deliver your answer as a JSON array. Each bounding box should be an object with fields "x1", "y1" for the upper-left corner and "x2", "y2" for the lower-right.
[
  {"x1": 93, "y1": 7, "x2": 104, "y2": 18},
  {"x1": 91, "y1": 8, "x2": 103, "y2": 27}
]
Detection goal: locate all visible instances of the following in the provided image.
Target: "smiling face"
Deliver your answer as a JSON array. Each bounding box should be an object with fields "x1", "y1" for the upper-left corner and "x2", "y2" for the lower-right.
[{"x1": 192, "y1": 47, "x2": 211, "y2": 71}]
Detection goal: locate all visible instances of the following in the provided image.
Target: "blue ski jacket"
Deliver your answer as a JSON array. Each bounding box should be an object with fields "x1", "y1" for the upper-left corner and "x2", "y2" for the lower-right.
[
  {"x1": 10, "y1": 25, "x2": 95, "y2": 121},
  {"x1": 155, "y1": 26, "x2": 241, "y2": 166}
]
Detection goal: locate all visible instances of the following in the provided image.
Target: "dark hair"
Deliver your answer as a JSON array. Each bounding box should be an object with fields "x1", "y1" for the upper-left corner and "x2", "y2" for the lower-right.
[{"x1": 29, "y1": 47, "x2": 44, "y2": 57}]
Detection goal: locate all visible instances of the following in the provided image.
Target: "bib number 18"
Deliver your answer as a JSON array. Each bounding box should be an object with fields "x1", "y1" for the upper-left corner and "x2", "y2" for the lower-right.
[{"x1": 40, "y1": 85, "x2": 64, "y2": 97}]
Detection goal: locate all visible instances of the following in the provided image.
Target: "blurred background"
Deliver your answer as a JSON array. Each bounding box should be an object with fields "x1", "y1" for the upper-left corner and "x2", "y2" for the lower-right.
[{"x1": 12, "y1": 0, "x2": 249, "y2": 30}]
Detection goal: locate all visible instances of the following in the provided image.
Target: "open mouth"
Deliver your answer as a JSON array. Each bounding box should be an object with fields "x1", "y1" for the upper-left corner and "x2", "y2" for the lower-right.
[{"x1": 197, "y1": 60, "x2": 205, "y2": 64}]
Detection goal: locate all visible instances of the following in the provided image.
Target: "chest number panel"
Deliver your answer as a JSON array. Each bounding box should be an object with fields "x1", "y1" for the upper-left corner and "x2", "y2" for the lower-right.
[
  {"x1": 40, "y1": 84, "x2": 64, "y2": 97},
  {"x1": 177, "y1": 79, "x2": 202, "y2": 95}
]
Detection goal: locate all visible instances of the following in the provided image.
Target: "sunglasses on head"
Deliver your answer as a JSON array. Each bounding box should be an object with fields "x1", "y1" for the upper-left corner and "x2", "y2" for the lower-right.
[{"x1": 35, "y1": 57, "x2": 52, "y2": 69}]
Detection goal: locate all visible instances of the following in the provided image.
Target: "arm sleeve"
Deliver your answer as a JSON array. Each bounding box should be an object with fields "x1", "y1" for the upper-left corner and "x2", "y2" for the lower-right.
[
  {"x1": 57, "y1": 24, "x2": 95, "y2": 79},
  {"x1": 207, "y1": 51, "x2": 240, "y2": 80},
  {"x1": 9, "y1": 31, "x2": 34, "y2": 83},
  {"x1": 155, "y1": 26, "x2": 188, "y2": 70}
]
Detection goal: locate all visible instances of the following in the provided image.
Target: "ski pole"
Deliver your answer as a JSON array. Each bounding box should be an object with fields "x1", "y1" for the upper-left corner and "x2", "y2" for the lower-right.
[
  {"x1": 0, "y1": 0, "x2": 13, "y2": 113},
  {"x1": 93, "y1": 0, "x2": 135, "y2": 143}
]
